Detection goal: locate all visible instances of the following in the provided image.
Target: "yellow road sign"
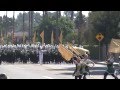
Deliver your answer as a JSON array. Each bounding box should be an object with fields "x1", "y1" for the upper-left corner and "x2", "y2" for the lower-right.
[{"x1": 96, "y1": 33, "x2": 104, "y2": 42}]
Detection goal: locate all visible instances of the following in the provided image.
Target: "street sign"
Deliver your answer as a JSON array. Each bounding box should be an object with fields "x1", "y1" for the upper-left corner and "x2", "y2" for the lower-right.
[
  {"x1": 96, "y1": 33, "x2": 104, "y2": 61},
  {"x1": 96, "y1": 33, "x2": 104, "y2": 42}
]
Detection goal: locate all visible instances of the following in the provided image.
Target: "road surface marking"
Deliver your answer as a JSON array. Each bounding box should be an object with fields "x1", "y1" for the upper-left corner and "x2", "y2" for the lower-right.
[{"x1": 42, "y1": 76, "x2": 54, "y2": 79}]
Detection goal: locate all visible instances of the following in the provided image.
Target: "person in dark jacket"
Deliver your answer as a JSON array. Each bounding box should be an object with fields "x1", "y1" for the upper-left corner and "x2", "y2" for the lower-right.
[{"x1": 0, "y1": 74, "x2": 7, "y2": 79}]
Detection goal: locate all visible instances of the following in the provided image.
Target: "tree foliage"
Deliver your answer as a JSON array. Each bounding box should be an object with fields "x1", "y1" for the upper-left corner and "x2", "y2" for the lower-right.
[
  {"x1": 36, "y1": 16, "x2": 75, "y2": 44},
  {"x1": 88, "y1": 11, "x2": 120, "y2": 45},
  {"x1": 15, "y1": 12, "x2": 42, "y2": 32},
  {"x1": 74, "y1": 11, "x2": 87, "y2": 45}
]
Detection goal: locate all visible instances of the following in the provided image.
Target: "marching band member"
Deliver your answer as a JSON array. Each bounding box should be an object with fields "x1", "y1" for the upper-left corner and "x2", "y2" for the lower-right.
[
  {"x1": 72, "y1": 55, "x2": 83, "y2": 79},
  {"x1": 104, "y1": 53, "x2": 118, "y2": 79},
  {"x1": 73, "y1": 53, "x2": 95, "y2": 79},
  {"x1": 80, "y1": 54, "x2": 95, "y2": 79},
  {"x1": 38, "y1": 47, "x2": 43, "y2": 65}
]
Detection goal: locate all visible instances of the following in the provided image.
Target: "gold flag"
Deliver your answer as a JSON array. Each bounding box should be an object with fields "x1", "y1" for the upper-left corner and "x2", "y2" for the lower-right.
[
  {"x1": 108, "y1": 38, "x2": 120, "y2": 53},
  {"x1": 40, "y1": 31, "x2": 44, "y2": 45},
  {"x1": 6, "y1": 32, "x2": 9, "y2": 44},
  {"x1": 7, "y1": 32, "x2": 9, "y2": 38},
  {"x1": 51, "y1": 31, "x2": 54, "y2": 44},
  {"x1": 58, "y1": 44, "x2": 74, "y2": 61},
  {"x1": 23, "y1": 32, "x2": 26, "y2": 44},
  {"x1": 73, "y1": 47, "x2": 90, "y2": 55},
  {"x1": 32, "y1": 31, "x2": 36, "y2": 44},
  {"x1": 1, "y1": 31, "x2": 4, "y2": 45},
  {"x1": 1, "y1": 30, "x2": 3, "y2": 38},
  {"x1": 68, "y1": 43, "x2": 81, "y2": 56},
  {"x1": 68, "y1": 43, "x2": 90, "y2": 56},
  {"x1": 12, "y1": 30, "x2": 14, "y2": 44},
  {"x1": 59, "y1": 31, "x2": 63, "y2": 44}
]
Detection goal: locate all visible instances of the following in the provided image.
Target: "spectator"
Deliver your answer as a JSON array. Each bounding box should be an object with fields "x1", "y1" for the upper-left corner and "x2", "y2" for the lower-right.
[{"x1": 0, "y1": 74, "x2": 7, "y2": 79}]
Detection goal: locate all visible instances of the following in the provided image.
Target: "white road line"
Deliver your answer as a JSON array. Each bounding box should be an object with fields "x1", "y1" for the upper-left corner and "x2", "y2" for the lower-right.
[{"x1": 42, "y1": 76, "x2": 54, "y2": 79}]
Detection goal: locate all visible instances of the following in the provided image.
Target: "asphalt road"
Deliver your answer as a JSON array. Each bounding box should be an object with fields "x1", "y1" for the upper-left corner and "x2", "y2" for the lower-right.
[{"x1": 0, "y1": 62, "x2": 120, "y2": 79}]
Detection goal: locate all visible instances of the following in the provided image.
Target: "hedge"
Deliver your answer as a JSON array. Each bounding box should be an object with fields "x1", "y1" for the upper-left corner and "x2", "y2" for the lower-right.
[{"x1": 83, "y1": 45, "x2": 100, "y2": 60}]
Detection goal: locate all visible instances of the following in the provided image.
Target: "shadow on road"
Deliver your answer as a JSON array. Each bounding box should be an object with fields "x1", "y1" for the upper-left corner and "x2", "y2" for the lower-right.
[
  {"x1": 58, "y1": 72, "x2": 73, "y2": 75},
  {"x1": 48, "y1": 66, "x2": 107, "y2": 75},
  {"x1": 47, "y1": 67, "x2": 74, "y2": 71}
]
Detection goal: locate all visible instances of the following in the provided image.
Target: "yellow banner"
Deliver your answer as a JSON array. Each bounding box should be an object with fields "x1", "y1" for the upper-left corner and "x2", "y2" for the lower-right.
[
  {"x1": 40, "y1": 31, "x2": 44, "y2": 45},
  {"x1": 58, "y1": 44, "x2": 73, "y2": 61},
  {"x1": 33, "y1": 31, "x2": 36, "y2": 44},
  {"x1": 12, "y1": 30, "x2": 14, "y2": 44},
  {"x1": 23, "y1": 32, "x2": 26, "y2": 44},
  {"x1": 109, "y1": 38, "x2": 120, "y2": 53},
  {"x1": 59, "y1": 31, "x2": 63, "y2": 44},
  {"x1": 73, "y1": 47, "x2": 90, "y2": 55},
  {"x1": 1, "y1": 31, "x2": 4, "y2": 45},
  {"x1": 68, "y1": 43, "x2": 80, "y2": 56}
]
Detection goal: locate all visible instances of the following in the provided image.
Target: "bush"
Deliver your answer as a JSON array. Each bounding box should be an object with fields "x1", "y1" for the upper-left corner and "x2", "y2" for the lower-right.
[{"x1": 83, "y1": 45, "x2": 99, "y2": 60}]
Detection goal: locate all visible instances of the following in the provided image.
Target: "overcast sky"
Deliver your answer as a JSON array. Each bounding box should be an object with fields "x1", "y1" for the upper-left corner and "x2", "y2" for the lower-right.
[{"x1": 0, "y1": 11, "x2": 89, "y2": 18}]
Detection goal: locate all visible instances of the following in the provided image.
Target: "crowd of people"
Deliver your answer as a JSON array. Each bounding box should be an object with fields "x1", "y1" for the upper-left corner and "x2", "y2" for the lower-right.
[{"x1": 0, "y1": 44, "x2": 73, "y2": 65}]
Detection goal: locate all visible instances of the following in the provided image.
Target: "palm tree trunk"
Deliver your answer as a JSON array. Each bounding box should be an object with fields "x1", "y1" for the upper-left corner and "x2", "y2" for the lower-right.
[
  {"x1": 55, "y1": 11, "x2": 61, "y2": 44},
  {"x1": 43, "y1": 11, "x2": 45, "y2": 19},
  {"x1": 5, "y1": 11, "x2": 7, "y2": 38},
  {"x1": 78, "y1": 11, "x2": 83, "y2": 46},
  {"x1": 45, "y1": 11, "x2": 48, "y2": 17},
  {"x1": 71, "y1": 11, "x2": 74, "y2": 20},
  {"x1": 31, "y1": 11, "x2": 34, "y2": 43},
  {"x1": 43, "y1": 11, "x2": 48, "y2": 19},
  {"x1": 29, "y1": 11, "x2": 31, "y2": 43},
  {"x1": 12, "y1": 11, "x2": 15, "y2": 44}
]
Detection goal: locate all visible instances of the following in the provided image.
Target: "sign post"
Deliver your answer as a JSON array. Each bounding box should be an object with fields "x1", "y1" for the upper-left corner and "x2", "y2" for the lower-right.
[
  {"x1": 99, "y1": 41, "x2": 100, "y2": 61},
  {"x1": 96, "y1": 33, "x2": 104, "y2": 61}
]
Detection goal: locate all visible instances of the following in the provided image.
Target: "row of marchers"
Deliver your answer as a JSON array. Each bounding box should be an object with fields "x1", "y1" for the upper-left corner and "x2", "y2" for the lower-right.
[{"x1": 0, "y1": 48, "x2": 73, "y2": 64}]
